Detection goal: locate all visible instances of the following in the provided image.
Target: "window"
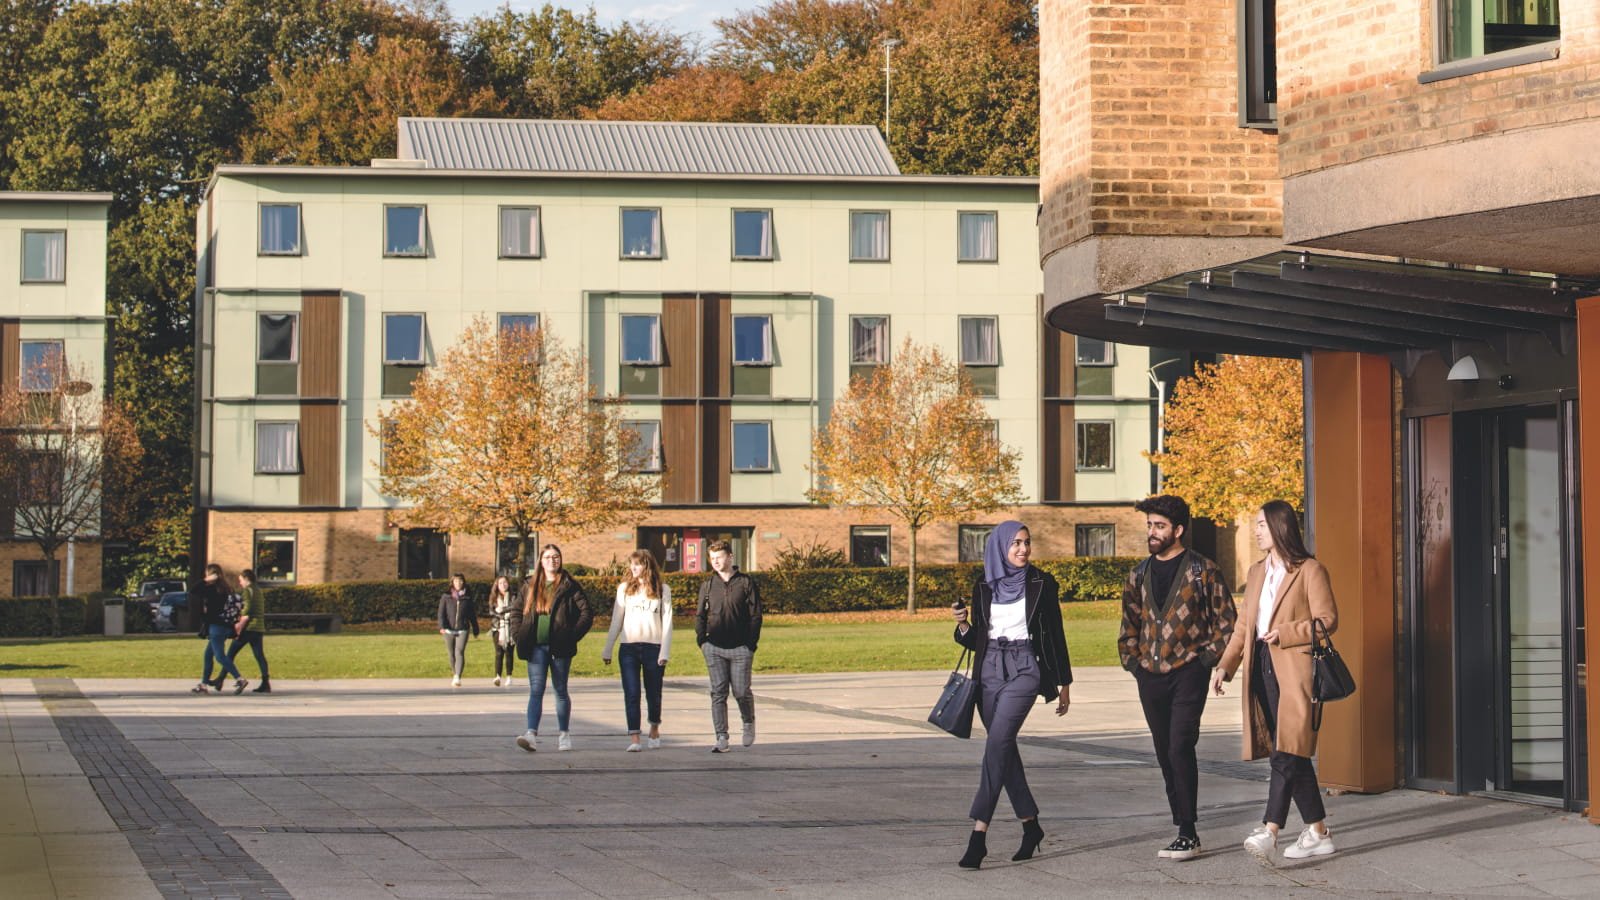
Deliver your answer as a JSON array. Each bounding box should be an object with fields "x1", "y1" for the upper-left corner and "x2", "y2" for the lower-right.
[
  {"x1": 621, "y1": 207, "x2": 662, "y2": 258},
  {"x1": 383, "y1": 205, "x2": 427, "y2": 256},
  {"x1": 850, "y1": 526, "x2": 890, "y2": 566},
  {"x1": 958, "y1": 525, "x2": 995, "y2": 563},
  {"x1": 19, "y1": 452, "x2": 63, "y2": 505},
  {"x1": 497, "y1": 529, "x2": 536, "y2": 577},
  {"x1": 398, "y1": 527, "x2": 448, "y2": 580},
  {"x1": 19, "y1": 341, "x2": 63, "y2": 393},
  {"x1": 12, "y1": 561, "x2": 58, "y2": 597},
  {"x1": 1439, "y1": 0, "x2": 1559, "y2": 63},
  {"x1": 732, "y1": 315, "x2": 773, "y2": 366},
  {"x1": 498, "y1": 313, "x2": 541, "y2": 363},
  {"x1": 1076, "y1": 420, "x2": 1114, "y2": 471},
  {"x1": 732, "y1": 421, "x2": 772, "y2": 472},
  {"x1": 623, "y1": 420, "x2": 663, "y2": 472},
  {"x1": 959, "y1": 316, "x2": 999, "y2": 396},
  {"x1": 1239, "y1": 0, "x2": 1277, "y2": 127},
  {"x1": 257, "y1": 313, "x2": 298, "y2": 395},
  {"x1": 1075, "y1": 336, "x2": 1114, "y2": 395},
  {"x1": 256, "y1": 421, "x2": 300, "y2": 474},
  {"x1": 850, "y1": 316, "x2": 889, "y2": 365},
  {"x1": 620, "y1": 314, "x2": 662, "y2": 365},
  {"x1": 258, "y1": 204, "x2": 301, "y2": 256},
  {"x1": 732, "y1": 209, "x2": 773, "y2": 260},
  {"x1": 383, "y1": 313, "x2": 425, "y2": 396},
  {"x1": 499, "y1": 206, "x2": 542, "y2": 258},
  {"x1": 957, "y1": 211, "x2": 998, "y2": 262},
  {"x1": 849, "y1": 210, "x2": 889, "y2": 261},
  {"x1": 21, "y1": 231, "x2": 65, "y2": 283},
  {"x1": 1076, "y1": 337, "x2": 1114, "y2": 366},
  {"x1": 253, "y1": 531, "x2": 297, "y2": 584},
  {"x1": 1075, "y1": 524, "x2": 1116, "y2": 557}
]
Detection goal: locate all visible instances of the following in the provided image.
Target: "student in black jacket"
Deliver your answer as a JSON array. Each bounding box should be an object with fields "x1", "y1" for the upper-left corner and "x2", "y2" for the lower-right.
[
  {"x1": 437, "y1": 574, "x2": 478, "y2": 687},
  {"x1": 192, "y1": 563, "x2": 247, "y2": 695},
  {"x1": 694, "y1": 540, "x2": 762, "y2": 753},
  {"x1": 950, "y1": 521, "x2": 1072, "y2": 869},
  {"x1": 512, "y1": 545, "x2": 592, "y2": 752}
]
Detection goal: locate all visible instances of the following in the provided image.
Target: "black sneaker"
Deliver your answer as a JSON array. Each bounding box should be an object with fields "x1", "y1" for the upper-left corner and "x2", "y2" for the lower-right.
[{"x1": 1158, "y1": 834, "x2": 1201, "y2": 861}]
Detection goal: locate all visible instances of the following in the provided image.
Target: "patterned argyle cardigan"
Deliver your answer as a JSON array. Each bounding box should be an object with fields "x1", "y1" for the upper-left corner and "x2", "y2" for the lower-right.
[{"x1": 1118, "y1": 551, "x2": 1237, "y2": 674}]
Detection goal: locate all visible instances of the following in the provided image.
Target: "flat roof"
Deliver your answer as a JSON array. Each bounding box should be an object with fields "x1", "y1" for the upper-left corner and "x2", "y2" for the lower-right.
[{"x1": 0, "y1": 191, "x2": 115, "y2": 204}]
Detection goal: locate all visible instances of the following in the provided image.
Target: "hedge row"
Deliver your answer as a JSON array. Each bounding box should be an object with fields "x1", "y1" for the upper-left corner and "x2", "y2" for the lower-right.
[
  {"x1": 259, "y1": 557, "x2": 1140, "y2": 625},
  {"x1": 0, "y1": 593, "x2": 153, "y2": 638}
]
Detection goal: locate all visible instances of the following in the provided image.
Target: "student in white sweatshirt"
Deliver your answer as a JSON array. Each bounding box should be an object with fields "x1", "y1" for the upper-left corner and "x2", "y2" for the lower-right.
[{"x1": 602, "y1": 550, "x2": 673, "y2": 751}]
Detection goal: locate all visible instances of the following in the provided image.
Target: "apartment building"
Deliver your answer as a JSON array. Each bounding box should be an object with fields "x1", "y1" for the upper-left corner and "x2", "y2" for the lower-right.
[
  {"x1": 195, "y1": 119, "x2": 1158, "y2": 588},
  {"x1": 0, "y1": 191, "x2": 112, "y2": 596},
  {"x1": 1040, "y1": 0, "x2": 1597, "y2": 817}
]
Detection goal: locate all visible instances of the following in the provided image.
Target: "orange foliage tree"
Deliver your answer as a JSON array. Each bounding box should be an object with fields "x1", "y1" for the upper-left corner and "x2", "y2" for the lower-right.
[
  {"x1": 1145, "y1": 355, "x2": 1305, "y2": 521},
  {"x1": 370, "y1": 318, "x2": 655, "y2": 577},
  {"x1": 809, "y1": 338, "x2": 1023, "y2": 612}
]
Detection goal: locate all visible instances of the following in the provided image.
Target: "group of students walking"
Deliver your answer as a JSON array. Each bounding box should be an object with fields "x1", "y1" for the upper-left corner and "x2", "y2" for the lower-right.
[
  {"x1": 951, "y1": 495, "x2": 1340, "y2": 870},
  {"x1": 189, "y1": 563, "x2": 272, "y2": 695},
  {"x1": 438, "y1": 539, "x2": 763, "y2": 754}
]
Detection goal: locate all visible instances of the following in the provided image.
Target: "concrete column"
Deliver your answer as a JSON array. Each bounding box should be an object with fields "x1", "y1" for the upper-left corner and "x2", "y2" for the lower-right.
[
  {"x1": 1307, "y1": 351, "x2": 1397, "y2": 793},
  {"x1": 1577, "y1": 297, "x2": 1600, "y2": 824}
]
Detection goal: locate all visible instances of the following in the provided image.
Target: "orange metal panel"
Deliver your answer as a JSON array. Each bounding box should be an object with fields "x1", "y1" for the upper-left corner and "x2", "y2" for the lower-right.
[{"x1": 1578, "y1": 296, "x2": 1600, "y2": 824}]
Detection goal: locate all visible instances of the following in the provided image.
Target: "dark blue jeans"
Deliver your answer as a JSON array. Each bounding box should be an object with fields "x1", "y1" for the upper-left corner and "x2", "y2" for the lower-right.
[
  {"x1": 525, "y1": 644, "x2": 571, "y2": 732},
  {"x1": 203, "y1": 625, "x2": 242, "y2": 682},
  {"x1": 618, "y1": 642, "x2": 665, "y2": 733}
]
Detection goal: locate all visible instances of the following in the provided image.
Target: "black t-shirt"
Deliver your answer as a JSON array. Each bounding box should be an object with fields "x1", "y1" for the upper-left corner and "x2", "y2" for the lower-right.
[{"x1": 1148, "y1": 552, "x2": 1186, "y2": 613}]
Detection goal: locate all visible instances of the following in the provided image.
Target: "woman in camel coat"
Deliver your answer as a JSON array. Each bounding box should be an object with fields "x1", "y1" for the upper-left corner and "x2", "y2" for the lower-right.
[{"x1": 1213, "y1": 500, "x2": 1339, "y2": 864}]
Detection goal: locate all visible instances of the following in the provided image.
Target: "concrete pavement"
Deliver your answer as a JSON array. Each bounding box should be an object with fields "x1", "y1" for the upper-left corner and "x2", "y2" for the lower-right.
[{"x1": 3, "y1": 668, "x2": 1599, "y2": 898}]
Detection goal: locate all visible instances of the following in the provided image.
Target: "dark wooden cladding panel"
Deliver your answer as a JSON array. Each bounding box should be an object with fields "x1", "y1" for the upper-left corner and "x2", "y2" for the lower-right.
[
  {"x1": 701, "y1": 294, "x2": 731, "y2": 398},
  {"x1": 1042, "y1": 327, "x2": 1075, "y2": 398},
  {"x1": 1041, "y1": 401, "x2": 1075, "y2": 502},
  {"x1": 0, "y1": 319, "x2": 18, "y2": 394},
  {"x1": 700, "y1": 401, "x2": 731, "y2": 503},
  {"x1": 301, "y1": 291, "x2": 342, "y2": 399},
  {"x1": 661, "y1": 294, "x2": 698, "y2": 398},
  {"x1": 661, "y1": 402, "x2": 697, "y2": 503},
  {"x1": 298, "y1": 403, "x2": 340, "y2": 507}
]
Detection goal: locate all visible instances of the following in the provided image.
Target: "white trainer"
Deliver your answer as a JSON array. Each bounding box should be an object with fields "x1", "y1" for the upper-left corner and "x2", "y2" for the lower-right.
[
  {"x1": 1282, "y1": 826, "x2": 1335, "y2": 859},
  {"x1": 626, "y1": 741, "x2": 642, "y2": 752},
  {"x1": 451, "y1": 675, "x2": 461, "y2": 687},
  {"x1": 492, "y1": 676, "x2": 501, "y2": 687},
  {"x1": 516, "y1": 730, "x2": 538, "y2": 752},
  {"x1": 1243, "y1": 826, "x2": 1276, "y2": 865},
  {"x1": 742, "y1": 722, "x2": 756, "y2": 747},
  {"x1": 557, "y1": 732, "x2": 573, "y2": 751},
  {"x1": 647, "y1": 736, "x2": 662, "y2": 750},
  {"x1": 711, "y1": 735, "x2": 730, "y2": 753}
]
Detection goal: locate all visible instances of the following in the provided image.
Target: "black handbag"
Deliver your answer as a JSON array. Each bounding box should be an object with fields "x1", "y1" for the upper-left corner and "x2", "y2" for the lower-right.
[
  {"x1": 928, "y1": 647, "x2": 978, "y2": 739},
  {"x1": 1310, "y1": 617, "x2": 1355, "y2": 731}
]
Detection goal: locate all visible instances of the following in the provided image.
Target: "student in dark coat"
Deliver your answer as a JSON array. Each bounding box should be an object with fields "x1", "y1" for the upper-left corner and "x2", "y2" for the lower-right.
[
  {"x1": 437, "y1": 573, "x2": 478, "y2": 687},
  {"x1": 512, "y1": 545, "x2": 592, "y2": 752},
  {"x1": 192, "y1": 563, "x2": 247, "y2": 695}
]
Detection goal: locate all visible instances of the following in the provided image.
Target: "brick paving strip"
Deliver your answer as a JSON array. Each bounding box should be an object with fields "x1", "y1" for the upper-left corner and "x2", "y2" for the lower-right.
[{"x1": 33, "y1": 678, "x2": 293, "y2": 900}]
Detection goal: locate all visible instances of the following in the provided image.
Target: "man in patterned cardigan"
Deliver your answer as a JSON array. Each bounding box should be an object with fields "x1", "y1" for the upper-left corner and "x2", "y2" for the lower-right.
[{"x1": 1120, "y1": 495, "x2": 1237, "y2": 862}]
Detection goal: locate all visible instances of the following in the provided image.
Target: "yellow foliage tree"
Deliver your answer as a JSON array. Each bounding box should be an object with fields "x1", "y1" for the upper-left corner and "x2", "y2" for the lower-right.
[
  {"x1": 370, "y1": 318, "x2": 655, "y2": 577},
  {"x1": 1146, "y1": 355, "x2": 1305, "y2": 521},
  {"x1": 809, "y1": 338, "x2": 1024, "y2": 612}
]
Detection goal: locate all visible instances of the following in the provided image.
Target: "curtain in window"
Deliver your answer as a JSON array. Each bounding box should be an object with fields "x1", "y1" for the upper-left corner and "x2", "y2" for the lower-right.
[
  {"x1": 757, "y1": 212, "x2": 772, "y2": 257},
  {"x1": 259, "y1": 314, "x2": 296, "y2": 362},
  {"x1": 260, "y1": 206, "x2": 299, "y2": 254},
  {"x1": 851, "y1": 212, "x2": 888, "y2": 259},
  {"x1": 500, "y1": 208, "x2": 539, "y2": 257},
  {"x1": 959, "y1": 527, "x2": 993, "y2": 563},
  {"x1": 958, "y1": 212, "x2": 997, "y2": 261},
  {"x1": 257, "y1": 423, "x2": 299, "y2": 472},
  {"x1": 851, "y1": 317, "x2": 888, "y2": 364},
  {"x1": 23, "y1": 232, "x2": 65, "y2": 281},
  {"x1": 960, "y1": 318, "x2": 998, "y2": 365}
]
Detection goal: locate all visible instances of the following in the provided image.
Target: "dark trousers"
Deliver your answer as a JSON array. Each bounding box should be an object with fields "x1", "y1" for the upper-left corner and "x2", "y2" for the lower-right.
[
  {"x1": 494, "y1": 638, "x2": 516, "y2": 678},
  {"x1": 1133, "y1": 661, "x2": 1209, "y2": 827},
  {"x1": 1253, "y1": 639, "x2": 1326, "y2": 827},
  {"x1": 225, "y1": 631, "x2": 269, "y2": 680},
  {"x1": 969, "y1": 639, "x2": 1040, "y2": 823},
  {"x1": 618, "y1": 642, "x2": 665, "y2": 732}
]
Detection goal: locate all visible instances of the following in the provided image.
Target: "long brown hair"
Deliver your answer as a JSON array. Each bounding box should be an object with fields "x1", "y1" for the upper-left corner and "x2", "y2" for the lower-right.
[
  {"x1": 487, "y1": 575, "x2": 512, "y2": 608},
  {"x1": 1261, "y1": 499, "x2": 1313, "y2": 567},
  {"x1": 622, "y1": 549, "x2": 663, "y2": 600},
  {"x1": 523, "y1": 544, "x2": 566, "y2": 615}
]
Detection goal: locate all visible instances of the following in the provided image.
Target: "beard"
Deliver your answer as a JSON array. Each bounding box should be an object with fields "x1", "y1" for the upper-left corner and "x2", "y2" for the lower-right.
[{"x1": 1148, "y1": 534, "x2": 1176, "y2": 556}]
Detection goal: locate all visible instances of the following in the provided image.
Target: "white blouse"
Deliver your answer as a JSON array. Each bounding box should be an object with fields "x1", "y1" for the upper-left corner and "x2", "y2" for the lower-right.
[
  {"x1": 603, "y1": 582, "x2": 674, "y2": 660},
  {"x1": 1257, "y1": 557, "x2": 1286, "y2": 638},
  {"x1": 989, "y1": 596, "x2": 1029, "y2": 642}
]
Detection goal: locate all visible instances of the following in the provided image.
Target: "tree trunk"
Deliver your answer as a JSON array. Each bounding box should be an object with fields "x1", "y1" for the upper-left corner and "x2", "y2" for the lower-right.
[{"x1": 906, "y1": 524, "x2": 919, "y2": 614}]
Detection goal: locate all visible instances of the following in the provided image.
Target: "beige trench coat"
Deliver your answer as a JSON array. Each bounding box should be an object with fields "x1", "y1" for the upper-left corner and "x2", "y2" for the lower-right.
[{"x1": 1217, "y1": 557, "x2": 1338, "y2": 760}]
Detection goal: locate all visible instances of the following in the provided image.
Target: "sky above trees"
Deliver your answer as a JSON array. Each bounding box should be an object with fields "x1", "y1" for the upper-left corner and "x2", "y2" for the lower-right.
[{"x1": 445, "y1": 0, "x2": 751, "y2": 40}]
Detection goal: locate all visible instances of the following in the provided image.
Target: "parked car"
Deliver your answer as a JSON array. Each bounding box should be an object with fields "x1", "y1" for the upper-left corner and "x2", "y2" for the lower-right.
[
  {"x1": 137, "y1": 579, "x2": 186, "y2": 618},
  {"x1": 154, "y1": 591, "x2": 189, "y2": 633}
]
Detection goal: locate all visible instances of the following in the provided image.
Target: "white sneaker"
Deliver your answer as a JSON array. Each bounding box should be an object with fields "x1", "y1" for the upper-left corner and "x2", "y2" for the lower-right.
[
  {"x1": 742, "y1": 722, "x2": 756, "y2": 747},
  {"x1": 647, "y1": 736, "x2": 662, "y2": 750},
  {"x1": 626, "y1": 741, "x2": 642, "y2": 752},
  {"x1": 451, "y1": 675, "x2": 461, "y2": 687},
  {"x1": 711, "y1": 735, "x2": 730, "y2": 753},
  {"x1": 1243, "y1": 826, "x2": 1276, "y2": 865},
  {"x1": 557, "y1": 732, "x2": 573, "y2": 751},
  {"x1": 492, "y1": 676, "x2": 501, "y2": 687},
  {"x1": 516, "y1": 731, "x2": 538, "y2": 752},
  {"x1": 504, "y1": 678, "x2": 515, "y2": 687},
  {"x1": 1282, "y1": 826, "x2": 1335, "y2": 859}
]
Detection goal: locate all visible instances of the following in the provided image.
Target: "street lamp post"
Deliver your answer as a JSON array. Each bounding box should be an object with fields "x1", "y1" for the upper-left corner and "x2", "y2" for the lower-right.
[
  {"x1": 1146, "y1": 359, "x2": 1184, "y2": 493},
  {"x1": 62, "y1": 380, "x2": 92, "y2": 597}
]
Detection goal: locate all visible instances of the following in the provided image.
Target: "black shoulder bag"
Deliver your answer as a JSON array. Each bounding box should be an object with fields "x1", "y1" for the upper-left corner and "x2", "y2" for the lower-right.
[
  {"x1": 1310, "y1": 617, "x2": 1356, "y2": 731},
  {"x1": 928, "y1": 647, "x2": 978, "y2": 739}
]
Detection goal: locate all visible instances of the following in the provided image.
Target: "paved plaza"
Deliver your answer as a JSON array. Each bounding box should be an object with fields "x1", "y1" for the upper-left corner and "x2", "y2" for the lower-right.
[{"x1": 3, "y1": 667, "x2": 1599, "y2": 898}]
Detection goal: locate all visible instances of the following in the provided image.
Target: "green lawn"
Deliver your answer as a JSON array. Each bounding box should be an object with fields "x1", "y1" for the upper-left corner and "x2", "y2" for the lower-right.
[{"x1": 0, "y1": 602, "x2": 1122, "y2": 680}]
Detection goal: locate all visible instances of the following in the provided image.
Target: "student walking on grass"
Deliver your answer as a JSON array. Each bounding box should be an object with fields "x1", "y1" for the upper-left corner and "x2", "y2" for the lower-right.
[
  {"x1": 487, "y1": 575, "x2": 518, "y2": 687},
  {"x1": 695, "y1": 540, "x2": 761, "y2": 753},
  {"x1": 602, "y1": 550, "x2": 673, "y2": 751},
  {"x1": 514, "y1": 545, "x2": 592, "y2": 752},
  {"x1": 192, "y1": 563, "x2": 247, "y2": 695},
  {"x1": 438, "y1": 574, "x2": 478, "y2": 687},
  {"x1": 208, "y1": 568, "x2": 271, "y2": 694}
]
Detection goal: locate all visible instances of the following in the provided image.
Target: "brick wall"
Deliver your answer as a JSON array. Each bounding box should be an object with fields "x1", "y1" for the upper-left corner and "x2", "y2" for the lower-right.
[
  {"x1": 1276, "y1": 0, "x2": 1600, "y2": 177},
  {"x1": 0, "y1": 538, "x2": 104, "y2": 595},
  {"x1": 1040, "y1": 0, "x2": 1283, "y2": 264}
]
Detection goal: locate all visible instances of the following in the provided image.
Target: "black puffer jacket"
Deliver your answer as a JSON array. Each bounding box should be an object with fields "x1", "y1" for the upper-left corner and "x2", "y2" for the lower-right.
[{"x1": 511, "y1": 574, "x2": 592, "y2": 660}]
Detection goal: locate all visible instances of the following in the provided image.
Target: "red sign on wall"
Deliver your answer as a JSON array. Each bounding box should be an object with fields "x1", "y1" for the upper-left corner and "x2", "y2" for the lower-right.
[{"x1": 682, "y1": 538, "x2": 703, "y2": 574}]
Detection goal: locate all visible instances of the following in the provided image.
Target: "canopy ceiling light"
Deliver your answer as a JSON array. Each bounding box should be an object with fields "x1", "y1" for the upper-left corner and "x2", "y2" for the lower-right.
[{"x1": 1445, "y1": 354, "x2": 1481, "y2": 382}]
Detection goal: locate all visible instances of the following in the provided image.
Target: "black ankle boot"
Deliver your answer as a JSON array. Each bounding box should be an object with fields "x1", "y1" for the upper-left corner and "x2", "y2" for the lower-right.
[
  {"x1": 1013, "y1": 818, "x2": 1045, "y2": 861},
  {"x1": 958, "y1": 830, "x2": 987, "y2": 869},
  {"x1": 252, "y1": 681, "x2": 271, "y2": 694}
]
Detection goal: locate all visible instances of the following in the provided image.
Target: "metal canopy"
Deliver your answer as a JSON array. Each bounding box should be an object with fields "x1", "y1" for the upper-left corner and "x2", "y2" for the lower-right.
[{"x1": 1052, "y1": 251, "x2": 1585, "y2": 358}]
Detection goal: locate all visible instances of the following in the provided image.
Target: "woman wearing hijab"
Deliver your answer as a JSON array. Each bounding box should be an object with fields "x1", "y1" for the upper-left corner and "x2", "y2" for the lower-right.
[{"x1": 949, "y1": 520, "x2": 1073, "y2": 869}]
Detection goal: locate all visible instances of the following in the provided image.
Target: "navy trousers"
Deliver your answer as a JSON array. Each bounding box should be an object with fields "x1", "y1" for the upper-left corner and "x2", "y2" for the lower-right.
[{"x1": 969, "y1": 639, "x2": 1041, "y2": 823}]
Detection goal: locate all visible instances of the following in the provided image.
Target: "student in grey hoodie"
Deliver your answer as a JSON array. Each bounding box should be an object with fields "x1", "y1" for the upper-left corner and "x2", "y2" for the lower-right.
[{"x1": 694, "y1": 540, "x2": 762, "y2": 753}]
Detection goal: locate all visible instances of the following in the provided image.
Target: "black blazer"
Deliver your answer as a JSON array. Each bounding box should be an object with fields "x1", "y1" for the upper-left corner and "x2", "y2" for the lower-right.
[{"x1": 953, "y1": 566, "x2": 1073, "y2": 702}]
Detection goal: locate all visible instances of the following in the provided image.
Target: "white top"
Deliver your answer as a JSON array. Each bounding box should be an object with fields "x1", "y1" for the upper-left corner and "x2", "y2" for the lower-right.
[
  {"x1": 1257, "y1": 557, "x2": 1286, "y2": 638},
  {"x1": 603, "y1": 582, "x2": 674, "y2": 661},
  {"x1": 989, "y1": 596, "x2": 1029, "y2": 642}
]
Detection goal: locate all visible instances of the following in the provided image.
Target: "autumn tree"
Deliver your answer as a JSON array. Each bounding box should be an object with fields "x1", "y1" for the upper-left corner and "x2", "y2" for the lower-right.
[
  {"x1": 809, "y1": 339, "x2": 1023, "y2": 612},
  {"x1": 371, "y1": 318, "x2": 656, "y2": 578},
  {"x1": 1146, "y1": 355, "x2": 1305, "y2": 521},
  {"x1": 0, "y1": 360, "x2": 144, "y2": 635}
]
